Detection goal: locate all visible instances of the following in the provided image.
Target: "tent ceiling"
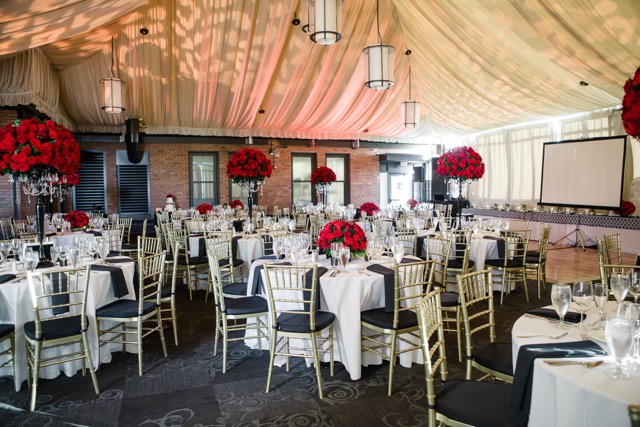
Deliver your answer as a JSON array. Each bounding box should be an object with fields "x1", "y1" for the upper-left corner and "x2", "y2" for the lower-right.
[{"x1": 0, "y1": 0, "x2": 637, "y2": 143}]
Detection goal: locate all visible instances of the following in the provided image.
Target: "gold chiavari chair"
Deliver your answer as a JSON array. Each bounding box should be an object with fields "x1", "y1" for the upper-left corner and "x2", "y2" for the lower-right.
[
  {"x1": 525, "y1": 223, "x2": 552, "y2": 299},
  {"x1": 0, "y1": 323, "x2": 16, "y2": 392},
  {"x1": 485, "y1": 229, "x2": 531, "y2": 304}
]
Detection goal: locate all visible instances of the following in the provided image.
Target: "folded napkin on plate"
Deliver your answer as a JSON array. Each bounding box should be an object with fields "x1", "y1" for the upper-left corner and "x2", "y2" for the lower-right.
[
  {"x1": 483, "y1": 235, "x2": 506, "y2": 258},
  {"x1": 92, "y1": 264, "x2": 129, "y2": 298},
  {"x1": 527, "y1": 308, "x2": 582, "y2": 324},
  {"x1": 105, "y1": 257, "x2": 139, "y2": 289},
  {"x1": 510, "y1": 341, "x2": 607, "y2": 418},
  {"x1": 249, "y1": 263, "x2": 327, "y2": 310},
  {"x1": 0, "y1": 274, "x2": 16, "y2": 284},
  {"x1": 84, "y1": 230, "x2": 103, "y2": 237},
  {"x1": 367, "y1": 258, "x2": 422, "y2": 312}
]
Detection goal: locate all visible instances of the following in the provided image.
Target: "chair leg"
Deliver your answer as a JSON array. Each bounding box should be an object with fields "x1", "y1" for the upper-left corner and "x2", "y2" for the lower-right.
[
  {"x1": 456, "y1": 307, "x2": 462, "y2": 362},
  {"x1": 329, "y1": 326, "x2": 334, "y2": 377},
  {"x1": 213, "y1": 311, "x2": 220, "y2": 356},
  {"x1": 521, "y1": 268, "x2": 529, "y2": 302},
  {"x1": 81, "y1": 332, "x2": 100, "y2": 394},
  {"x1": 311, "y1": 332, "x2": 323, "y2": 400},
  {"x1": 171, "y1": 300, "x2": 178, "y2": 346},
  {"x1": 11, "y1": 336, "x2": 17, "y2": 392},
  {"x1": 388, "y1": 331, "x2": 398, "y2": 396},
  {"x1": 222, "y1": 316, "x2": 228, "y2": 374},
  {"x1": 137, "y1": 318, "x2": 144, "y2": 376},
  {"x1": 158, "y1": 311, "x2": 168, "y2": 358},
  {"x1": 266, "y1": 331, "x2": 277, "y2": 393},
  {"x1": 30, "y1": 341, "x2": 42, "y2": 412}
]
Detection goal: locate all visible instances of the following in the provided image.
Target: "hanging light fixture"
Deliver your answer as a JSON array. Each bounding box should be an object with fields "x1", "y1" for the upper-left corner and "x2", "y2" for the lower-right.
[
  {"x1": 100, "y1": 37, "x2": 126, "y2": 113},
  {"x1": 306, "y1": 0, "x2": 343, "y2": 45},
  {"x1": 363, "y1": 0, "x2": 395, "y2": 90},
  {"x1": 402, "y1": 65, "x2": 420, "y2": 127}
]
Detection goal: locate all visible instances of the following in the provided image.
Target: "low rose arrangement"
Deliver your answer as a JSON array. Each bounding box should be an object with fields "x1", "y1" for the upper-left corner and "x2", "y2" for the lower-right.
[
  {"x1": 166, "y1": 194, "x2": 175, "y2": 199},
  {"x1": 359, "y1": 202, "x2": 379, "y2": 216},
  {"x1": 196, "y1": 203, "x2": 212, "y2": 215},
  {"x1": 407, "y1": 198, "x2": 419, "y2": 209},
  {"x1": 230, "y1": 199, "x2": 244, "y2": 209},
  {"x1": 317, "y1": 219, "x2": 367, "y2": 257},
  {"x1": 226, "y1": 148, "x2": 272, "y2": 183},
  {"x1": 622, "y1": 66, "x2": 640, "y2": 141},
  {"x1": 436, "y1": 146, "x2": 485, "y2": 182},
  {"x1": 63, "y1": 210, "x2": 90, "y2": 229},
  {"x1": 619, "y1": 200, "x2": 636, "y2": 216},
  {"x1": 311, "y1": 166, "x2": 337, "y2": 186}
]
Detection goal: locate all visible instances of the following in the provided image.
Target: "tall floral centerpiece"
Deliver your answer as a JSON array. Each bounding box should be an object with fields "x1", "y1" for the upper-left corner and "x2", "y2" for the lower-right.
[
  {"x1": 0, "y1": 118, "x2": 81, "y2": 265},
  {"x1": 622, "y1": 66, "x2": 640, "y2": 142},
  {"x1": 226, "y1": 148, "x2": 272, "y2": 219},
  {"x1": 436, "y1": 146, "x2": 485, "y2": 227},
  {"x1": 311, "y1": 166, "x2": 336, "y2": 207},
  {"x1": 359, "y1": 202, "x2": 379, "y2": 216},
  {"x1": 317, "y1": 219, "x2": 367, "y2": 257}
]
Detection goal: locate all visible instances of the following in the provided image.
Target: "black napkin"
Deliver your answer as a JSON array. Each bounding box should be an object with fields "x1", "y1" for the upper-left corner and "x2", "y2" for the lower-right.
[
  {"x1": 303, "y1": 267, "x2": 328, "y2": 311},
  {"x1": 108, "y1": 250, "x2": 121, "y2": 257},
  {"x1": 52, "y1": 270, "x2": 70, "y2": 315},
  {"x1": 510, "y1": 341, "x2": 607, "y2": 418},
  {"x1": 416, "y1": 236, "x2": 426, "y2": 258},
  {"x1": 483, "y1": 235, "x2": 506, "y2": 258},
  {"x1": 105, "y1": 257, "x2": 139, "y2": 291},
  {"x1": 84, "y1": 230, "x2": 103, "y2": 237},
  {"x1": 92, "y1": 264, "x2": 129, "y2": 298},
  {"x1": 250, "y1": 263, "x2": 327, "y2": 310},
  {"x1": 367, "y1": 263, "x2": 395, "y2": 312},
  {"x1": 198, "y1": 237, "x2": 206, "y2": 257},
  {"x1": 0, "y1": 274, "x2": 16, "y2": 284},
  {"x1": 527, "y1": 308, "x2": 582, "y2": 324},
  {"x1": 257, "y1": 255, "x2": 278, "y2": 261},
  {"x1": 261, "y1": 234, "x2": 274, "y2": 255}
]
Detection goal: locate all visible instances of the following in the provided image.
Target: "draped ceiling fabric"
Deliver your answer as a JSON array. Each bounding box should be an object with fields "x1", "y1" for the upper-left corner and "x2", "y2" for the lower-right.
[{"x1": 0, "y1": 0, "x2": 638, "y2": 143}]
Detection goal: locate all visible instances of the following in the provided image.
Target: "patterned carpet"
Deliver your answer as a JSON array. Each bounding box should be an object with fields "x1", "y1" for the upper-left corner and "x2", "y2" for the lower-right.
[{"x1": 0, "y1": 280, "x2": 544, "y2": 427}]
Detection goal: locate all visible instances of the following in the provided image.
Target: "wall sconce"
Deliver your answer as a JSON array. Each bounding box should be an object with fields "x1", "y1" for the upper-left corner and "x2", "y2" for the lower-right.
[{"x1": 100, "y1": 37, "x2": 126, "y2": 113}]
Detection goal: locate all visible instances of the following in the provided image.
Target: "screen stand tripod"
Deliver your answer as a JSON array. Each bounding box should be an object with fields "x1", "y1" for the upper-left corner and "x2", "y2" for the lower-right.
[{"x1": 552, "y1": 214, "x2": 586, "y2": 251}]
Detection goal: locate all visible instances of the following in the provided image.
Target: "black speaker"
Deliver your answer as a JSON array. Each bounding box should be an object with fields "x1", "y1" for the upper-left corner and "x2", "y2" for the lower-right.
[
  {"x1": 431, "y1": 161, "x2": 447, "y2": 198},
  {"x1": 413, "y1": 166, "x2": 424, "y2": 182}
]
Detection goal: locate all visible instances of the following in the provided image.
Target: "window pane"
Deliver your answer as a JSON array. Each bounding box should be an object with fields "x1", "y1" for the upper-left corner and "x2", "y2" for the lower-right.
[
  {"x1": 293, "y1": 182, "x2": 312, "y2": 204},
  {"x1": 192, "y1": 155, "x2": 215, "y2": 181},
  {"x1": 326, "y1": 157, "x2": 345, "y2": 180},
  {"x1": 292, "y1": 156, "x2": 312, "y2": 181},
  {"x1": 190, "y1": 153, "x2": 218, "y2": 206},
  {"x1": 327, "y1": 183, "x2": 344, "y2": 205}
]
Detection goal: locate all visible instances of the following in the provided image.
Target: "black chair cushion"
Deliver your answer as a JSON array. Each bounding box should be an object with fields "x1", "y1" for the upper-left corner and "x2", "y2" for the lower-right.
[
  {"x1": 218, "y1": 258, "x2": 244, "y2": 268},
  {"x1": 473, "y1": 341, "x2": 514, "y2": 376},
  {"x1": 96, "y1": 300, "x2": 156, "y2": 319},
  {"x1": 121, "y1": 243, "x2": 137, "y2": 250},
  {"x1": 527, "y1": 250, "x2": 540, "y2": 259},
  {"x1": 276, "y1": 311, "x2": 335, "y2": 333},
  {"x1": 224, "y1": 296, "x2": 268, "y2": 315},
  {"x1": 485, "y1": 258, "x2": 523, "y2": 269},
  {"x1": 0, "y1": 323, "x2": 15, "y2": 339},
  {"x1": 525, "y1": 256, "x2": 541, "y2": 264},
  {"x1": 447, "y1": 259, "x2": 475, "y2": 270},
  {"x1": 436, "y1": 380, "x2": 527, "y2": 427},
  {"x1": 222, "y1": 282, "x2": 248, "y2": 296},
  {"x1": 178, "y1": 256, "x2": 208, "y2": 266},
  {"x1": 24, "y1": 316, "x2": 87, "y2": 341},
  {"x1": 160, "y1": 285, "x2": 172, "y2": 299},
  {"x1": 440, "y1": 291, "x2": 459, "y2": 307},
  {"x1": 361, "y1": 307, "x2": 418, "y2": 330}
]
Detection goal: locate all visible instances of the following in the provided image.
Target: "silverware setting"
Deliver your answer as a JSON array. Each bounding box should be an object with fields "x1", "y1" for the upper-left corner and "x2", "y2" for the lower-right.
[
  {"x1": 516, "y1": 332, "x2": 569, "y2": 340},
  {"x1": 544, "y1": 360, "x2": 604, "y2": 368}
]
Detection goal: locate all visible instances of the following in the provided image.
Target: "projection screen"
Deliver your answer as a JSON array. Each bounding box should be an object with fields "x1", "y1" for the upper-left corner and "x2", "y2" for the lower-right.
[{"x1": 539, "y1": 136, "x2": 626, "y2": 210}]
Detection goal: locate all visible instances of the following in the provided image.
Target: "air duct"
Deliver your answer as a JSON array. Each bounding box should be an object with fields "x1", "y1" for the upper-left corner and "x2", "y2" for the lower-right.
[{"x1": 125, "y1": 118, "x2": 143, "y2": 164}]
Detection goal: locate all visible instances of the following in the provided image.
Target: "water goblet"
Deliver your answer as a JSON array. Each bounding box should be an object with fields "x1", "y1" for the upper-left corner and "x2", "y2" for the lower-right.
[
  {"x1": 630, "y1": 272, "x2": 640, "y2": 303},
  {"x1": 68, "y1": 248, "x2": 80, "y2": 268},
  {"x1": 365, "y1": 242, "x2": 374, "y2": 262},
  {"x1": 610, "y1": 272, "x2": 630, "y2": 311},
  {"x1": 0, "y1": 242, "x2": 8, "y2": 266},
  {"x1": 551, "y1": 283, "x2": 572, "y2": 329},
  {"x1": 572, "y1": 280, "x2": 593, "y2": 328},
  {"x1": 339, "y1": 247, "x2": 350, "y2": 272},
  {"x1": 272, "y1": 239, "x2": 283, "y2": 261},
  {"x1": 604, "y1": 318, "x2": 634, "y2": 379},
  {"x1": 98, "y1": 241, "x2": 110, "y2": 264},
  {"x1": 26, "y1": 249, "x2": 38, "y2": 272},
  {"x1": 392, "y1": 241, "x2": 405, "y2": 264},
  {"x1": 288, "y1": 219, "x2": 296, "y2": 233},
  {"x1": 58, "y1": 245, "x2": 70, "y2": 267},
  {"x1": 50, "y1": 245, "x2": 61, "y2": 266}
]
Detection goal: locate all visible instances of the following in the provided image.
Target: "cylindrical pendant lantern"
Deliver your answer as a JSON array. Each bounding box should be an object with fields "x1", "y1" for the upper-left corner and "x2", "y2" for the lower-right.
[
  {"x1": 100, "y1": 77, "x2": 126, "y2": 113},
  {"x1": 402, "y1": 100, "x2": 420, "y2": 127},
  {"x1": 308, "y1": 0, "x2": 343, "y2": 45},
  {"x1": 363, "y1": 44, "x2": 395, "y2": 90}
]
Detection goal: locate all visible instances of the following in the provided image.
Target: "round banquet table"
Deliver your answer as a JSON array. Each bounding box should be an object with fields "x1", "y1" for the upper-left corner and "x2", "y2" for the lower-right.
[{"x1": 512, "y1": 302, "x2": 640, "y2": 427}]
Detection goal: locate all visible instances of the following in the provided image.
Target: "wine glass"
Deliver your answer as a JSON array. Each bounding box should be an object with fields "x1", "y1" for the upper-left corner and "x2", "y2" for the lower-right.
[
  {"x1": 572, "y1": 281, "x2": 593, "y2": 328},
  {"x1": 550, "y1": 283, "x2": 572, "y2": 329},
  {"x1": 610, "y1": 272, "x2": 630, "y2": 310},
  {"x1": 25, "y1": 249, "x2": 38, "y2": 272},
  {"x1": 392, "y1": 241, "x2": 405, "y2": 264},
  {"x1": 98, "y1": 241, "x2": 110, "y2": 264},
  {"x1": 68, "y1": 248, "x2": 80, "y2": 268},
  {"x1": 0, "y1": 242, "x2": 8, "y2": 266},
  {"x1": 50, "y1": 245, "x2": 60, "y2": 266},
  {"x1": 604, "y1": 318, "x2": 634, "y2": 379},
  {"x1": 365, "y1": 242, "x2": 374, "y2": 262},
  {"x1": 288, "y1": 219, "x2": 296, "y2": 233},
  {"x1": 630, "y1": 272, "x2": 640, "y2": 303},
  {"x1": 272, "y1": 239, "x2": 283, "y2": 261},
  {"x1": 593, "y1": 283, "x2": 608, "y2": 329},
  {"x1": 339, "y1": 247, "x2": 350, "y2": 272}
]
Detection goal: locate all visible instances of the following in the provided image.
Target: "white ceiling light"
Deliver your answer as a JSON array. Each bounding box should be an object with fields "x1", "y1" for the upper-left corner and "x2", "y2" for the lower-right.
[
  {"x1": 100, "y1": 37, "x2": 126, "y2": 113},
  {"x1": 402, "y1": 65, "x2": 420, "y2": 127},
  {"x1": 363, "y1": 0, "x2": 395, "y2": 90},
  {"x1": 307, "y1": 0, "x2": 343, "y2": 45}
]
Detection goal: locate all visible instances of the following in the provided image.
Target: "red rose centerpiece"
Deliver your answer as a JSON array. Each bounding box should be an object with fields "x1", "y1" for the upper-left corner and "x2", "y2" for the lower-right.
[
  {"x1": 196, "y1": 203, "x2": 213, "y2": 215},
  {"x1": 619, "y1": 200, "x2": 636, "y2": 216},
  {"x1": 64, "y1": 210, "x2": 90, "y2": 229},
  {"x1": 311, "y1": 166, "x2": 336, "y2": 206},
  {"x1": 226, "y1": 148, "x2": 272, "y2": 218},
  {"x1": 359, "y1": 202, "x2": 379, "y2": 216},
  {"x1": 407, "y1": 198, "x2": 419, "y2": 209},
  {"x1": 622, "y1": 66, "x2": 640, "y2": 142},
  {"x1": 230, "y1": 199, "x2": 244, "y2": 209},
  {"x1": 317, "y1": 219, "x2": 367, "y2": 257}
]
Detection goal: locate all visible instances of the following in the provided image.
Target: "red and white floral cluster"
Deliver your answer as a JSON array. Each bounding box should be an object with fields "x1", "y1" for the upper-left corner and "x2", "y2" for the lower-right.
[
  {"x1": 359, "y1": 202, "x2": 379, "y2": 216},
  {"x1": 311, "y1": 166, "x2": 337, "y2": 186},
  {"x1": 317, "y1": 219, "x2": 367, "y2": 257},
  {"x1": 0, "y1": 118, "x2": 81, "y2": 185},
  {"x1": 622, "y1": 66, "x2": 640, "y2": 141},
  {"x1": 196, "y1": 203, "x2": 213, "y2": 215},
  {"x1": 436, "y1": 146, "x2": 485, "y2": 182},
  {"x1": 226, "y1": 148, "x2": 272, "y2": 183},
  {"x1": 620, "y1": 200, "x2": 636, "y2": 216},
  {"x1": 63, "y1": 210, "x2": 90, "y2": 229},
  {"x1": 407, "y1": 198, "x2": 419, "y2": 209}
]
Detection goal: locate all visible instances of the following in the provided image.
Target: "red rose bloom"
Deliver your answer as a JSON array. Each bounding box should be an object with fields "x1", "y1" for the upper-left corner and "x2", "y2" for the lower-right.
[
  {"x1": 436, "y1": 146, "x2": 485, "y2": 182},
  {"x1": 317, "y1": 220, "x2": 367, "y2": 257},
  {"x1": 359, "y1": 202, "x2": 379, "y2": 216},
  {"x1": 623, "y1": 66, "x2": 640, "y2": 140},
  {"x1": 230, "y1": 199, "x2": 244, "y2": 209},
  {"x1": 226, "y1": 148, "x2": 272, "y2": 184},
  {"x1": 311, "y1": 166, "x2": 337, "y2": 186},
  {"x1": 196, "y1": 203, "x2": 213, "y2": 215},
  {"x1": 63, "y1": 210, "x2": 90, "y2": 228}
]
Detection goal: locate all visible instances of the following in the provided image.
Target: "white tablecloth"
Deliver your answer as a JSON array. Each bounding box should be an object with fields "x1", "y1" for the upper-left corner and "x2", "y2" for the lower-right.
[
  {"x1": 0, "y1": 258, "x2": 136, "y2": 391},
  {"x1": 245, "y1": 256, "x2": 423, "y2": 380},
  {"x1": 512, "y1": 303, "x2": 640, "y2": 427}
]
